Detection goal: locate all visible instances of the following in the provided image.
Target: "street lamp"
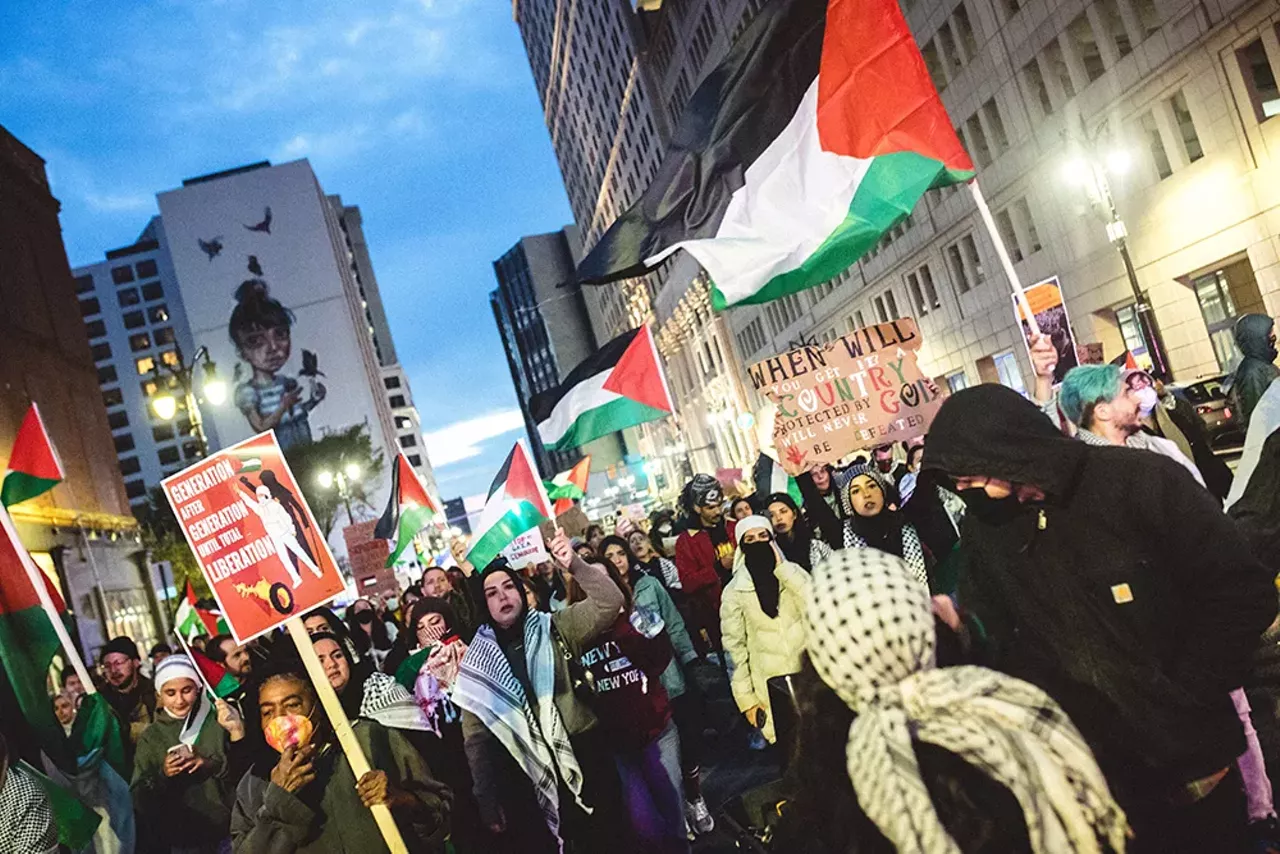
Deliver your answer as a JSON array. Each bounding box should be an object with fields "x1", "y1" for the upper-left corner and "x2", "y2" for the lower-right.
[
  {"x1": 1063, "y1": 122, "x2": 1171, "y2": 381},
  {"x1": 149, "y1": 345, "x2": 225, "y2": 456},
  {"x1": 316, "y1": 462, "x2": 363, "y2": 525}
]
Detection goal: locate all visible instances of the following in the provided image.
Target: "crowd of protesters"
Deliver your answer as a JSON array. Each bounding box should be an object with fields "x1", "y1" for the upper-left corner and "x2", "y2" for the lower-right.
[{"x1": 14, "y1": 316, "x2": 1280, "y2": 853}]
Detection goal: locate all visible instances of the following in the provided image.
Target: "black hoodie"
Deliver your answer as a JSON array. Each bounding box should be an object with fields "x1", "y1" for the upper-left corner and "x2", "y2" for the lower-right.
[{"x1": 925, "y1": 384, "x2": 1275, "y2": 792}]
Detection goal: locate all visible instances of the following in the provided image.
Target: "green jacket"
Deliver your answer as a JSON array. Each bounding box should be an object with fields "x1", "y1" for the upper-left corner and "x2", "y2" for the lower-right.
[
  {"x1": 230, "y1": 720, "x2": 450, "y2": 854},
  {"x1": 130, "y1": 706, "x2": 231, "y2": 850},
  {"x1": 632, "y1": 574, "x2": 696, "y2": 699}
]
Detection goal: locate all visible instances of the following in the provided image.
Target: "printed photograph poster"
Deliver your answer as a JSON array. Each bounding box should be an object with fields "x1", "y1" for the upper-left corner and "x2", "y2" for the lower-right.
[
  {"x1": 1013, "y1": 277, "x2": 1079, "y2": 385},
  {"x1": 747, "y1": 318, "x2": 944, "y2": 476},
  {"x1": 161, "y1": 430, "x2": 345, "y2": 644}
]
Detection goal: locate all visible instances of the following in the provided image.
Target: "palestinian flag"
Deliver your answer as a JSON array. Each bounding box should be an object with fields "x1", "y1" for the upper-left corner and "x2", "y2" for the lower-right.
[
  {"x1": 530, "y1": 326, "x2": 673, "y2": 451},
  {"x1": 2, "y1": 403, "x2": 64, "y2": 507},
  {"x1": 174, "y1": 580, "x2": 220, "y2": 637},
  {"x1": 544, "y1": 455, "x2": 591, "y2": 515},
  {"x1": 190, "y1": 647, "x2": 241, "y2": 699},
  {"x1": 375, "y1": 454, "x2": 439, "y2": 567},
  {"x1": 576, "y1": 0, "x2": 973, "y2": 309},
  {"x1": 753, "y1": 453, "x2": 804, "y2": 507},
  {"x1": 467, "y1": 442, "x2": 553, "y2": 570}
]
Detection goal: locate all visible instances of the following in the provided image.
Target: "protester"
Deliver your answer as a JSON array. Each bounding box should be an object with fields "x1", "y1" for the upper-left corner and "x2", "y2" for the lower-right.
[
  {"x1": 674, "y1": 474, "x2": 732, "y2": 660},
  {"x1": 1230, "y1": 313, "x2": 1280, "y2": 424},
  {"x1": 925, "y1": 383, "x2": 1275, "y2": 852},
  {"x1": 422, "y1": 565, "x2": 476, "y2": 641},
  {"x1": 648, "y1": 509, "x2": 680, "y2": 558},
  {"x1": 584, "y1": 524, "x2": 606, "y2": 553},
  {"x1": 1150, "y1": 377, "x2": 1234, "y2": 501},
  {"x1": 526, "y1": 559, "x2": 569, "y2": 612},
  {"x1": 572, "y1": 539, "x2": 596, "y2": 563},
  {"x1": 131, "y1": 655, "x2": 236, "y2": 853},
  {"x1": 805, "y1": 463, "x2": 845, "y2": 522},
  {"x1": 62, "y1": 666, "x2": 87, "y2": 699},
  {"x1": 872, "y1": 444, "x2": 906, "y2": 486},
  {"x1": 719, "y1": 516, "x2": 810, "y2": 745},
  {"x1": 600, "y1": 535, "x2": 713, "y2": 835},
  {"x1": 773, "y1": 548, "x2": 1129, "y2": 853},
  {"x1": 627, "y1": 528, "x2": 681, "y2": 592},
  {"x1": 230, "y1": 653, "x2": 451, "y2": 853},
  {"x1": 53, "y1": 691, "x2": 78, "y2": 736},
  {"x1": 583, "y1": 544, "x2": 688, "y2": 853},
  {"x1": 0, "y1": 732, "x2": 58, "y2": 854},
  {"x1": 100, "y1": 636, "x2": 157, "y2": 753},
  {"x1": 765, "y1": 492, "x2": 830, "y2": 571},
  {"x1": 453, "y1": 530, "x2": 626, "y2": 854},
  {"x1": 208, "y1": 634, "x2": 254, "y2": 680},
  {"x1": 347, "y1": 598, "x2": 395, "y2": 670},
  {"x1": 149, "y1": 643, "x2": 172, "y2": 672},
  {"x1": 728, "y1": 496, "x2": 755, "y2": 521}
]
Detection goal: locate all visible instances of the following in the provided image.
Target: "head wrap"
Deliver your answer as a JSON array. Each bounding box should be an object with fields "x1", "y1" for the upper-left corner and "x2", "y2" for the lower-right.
[
  {"x1": 154, "y1": 655, "x2": 200, "y2": 692},
  {"x1": 101, "y1": 636, "x2": 139, "y2": 661},
  {"x1": 733, "y1": 514, "x2": 773, "y2": 544},
  {"x1": 805, "y1": 549, "x2": 1128, "y2": 854},
  {"x1": 766, "y1": 492, "x2": 818, "y2": 570}
]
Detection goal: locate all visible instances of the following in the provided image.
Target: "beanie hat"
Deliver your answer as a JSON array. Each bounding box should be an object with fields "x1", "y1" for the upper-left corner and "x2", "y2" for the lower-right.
[
  {"x1": 734, "y1": 514, "x2": 773, "y2": 545},
  {"x1": 101, "y1": 636, "x2": 139, "y2": 661},
  {"x1": 154, "y1": 655, "x2": 201, "y2": 692}
]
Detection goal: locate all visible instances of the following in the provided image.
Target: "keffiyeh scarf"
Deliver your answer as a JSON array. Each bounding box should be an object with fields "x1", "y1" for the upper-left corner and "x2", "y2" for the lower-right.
[
  {"x1": 453, "y1": 612, "x2": 587, "y2": 850},
  {"x1": 806, "y1": 549, "x2": 1129, "y2": 854},
  {"x1": 358, "y1": 671, "x2": 432, "y2": 733},
  {"x1": 0, "y1": 763, "x2": 58, "y2": 854},
  {"x1": 843, "y1": 519, "x2": 928, "y2": 586}
]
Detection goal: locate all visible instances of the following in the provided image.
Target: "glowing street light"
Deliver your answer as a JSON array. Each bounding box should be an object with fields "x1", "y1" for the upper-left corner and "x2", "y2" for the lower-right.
[{"x1": 148, "y1": 345, "x2": 225, "y2": 455}]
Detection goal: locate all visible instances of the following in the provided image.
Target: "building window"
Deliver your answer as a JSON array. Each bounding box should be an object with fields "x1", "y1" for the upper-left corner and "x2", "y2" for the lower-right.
[
  {"x1": 993, "y1": 350, "x2": 1027, "y2": 393},
  {"x1": 395, "y1": 415, "x2": 412, "y2": 430},
  {"x1": 384, "y1": 376, "x2": 401, "y2": 389},
  {"x1": 183, "y1": 442, "x2": 202, "y2": 460},
  {"x1": 1168, "y1": 90, "x2": 1204, "y2": 162},
  {"x1": 961, "y1": 235, "x2": 985, "y2": 284},
  {"x1": 922, "y1": 39, "x2": 947, "y2": 90},
  {"x1": 148, "y1": 304, "x2": 169, "y2": 324},
  {"x1": 110, "y1": 265, "x2": 134, "y2": 285},
  {"x1": 1096, "y1": 0, "x2": 1133, "y2": 58},
  {"x1": 1013, "y1": 198, "x2": 1042, "y2": 253},
  {"x1": 123, "y1": 311, "x2": 145, "y2": 329},
  {"x1": 118, "y1": 288, "x2": 140, "y2": 308},
  {"x1": 75, "y1": 274, "x2": 94, "y2": 294},
  {"x1": 964, "y1": 114, "x2": 992, "y2": 167},
  {"x1": 399, "y1": 434, "x2": 417, "y2": 449},
  {"x1": 80, "y1": 298, "x2": 101, "y2": 318},
  {"x1": 1003, "y1": 0, "x2": 1020, "y2": 16},
  {"x1": 153, "y1": 424, "x2": 174, "y2": 443},
  {"x1": 141, "y1": 282, "x2": 164, "y2": 301},
  {"x1": 1067, "y1": 13, "x2": 1105, "y2": 82},
  {"x1": 883, "y1": 289, "x2": 899, "y2": 319},
  {"x1": 946, "y1": 244, "x2": 971, "y2": 293},
  {"x1": 936, "y1": 21, "x2": 962, "y2": 74},
  {"x1": 1044, "y1": 38, "x2": 1076, "y2": 100},
  {"x1": 154, "y1": 327, "x2": 176, "y2": 346},
  {"x1": 135, "y1": 259, "x2": 158, "y2": 278},
  {"x1": 159, "y1": 349, "x2": 179, "y2": 367},
  {"x1": 983, "y1": 98, "x2": 1010, "y2": 152},
  {"x1": 136, "y1": 356, "x2": 156, "y2": 376},
  {"x1": 125, "y1": 479, "x2": 147, "y2": 499},
  {"x1": 119, "y1": 457, "x2": 141, "y2": 476},
  {"x1": 995, "y1": 208, "x2": 1023, "y2": 263},
  {"x1": 103, "y1": 388, "x2": 124, "y2": 408},
  {"x1": 952, "y1": 4, "x2": 979, "y2": 62},
  {"x1": 906, "y1": 271, "x2": 929, "y2": 316},
  {"x1": 107, "y1": 410, "x2": 129, "y2": 431},
  {"x1": 85, "y1": 319, "x2": 107, "y2": 339},
  {"x1": 389, "y1": 394, "x2": 406, "y2": 408},
  {"x1": 874, "y1": 296, "x2": 888, "y2": 323},
  {"x1": 407, "y1": 454, "x2": 422, "y2": 467},
  {"x1": 1130, "y1": 0, "x2": 1162, "y2": 36},
  {"x1": 1139, "y1": 110, "x2": 1173, "y2": 179},
  {"x1": 91, "y1": 342, "x2": 112, "y2": 362},
  {"x1": 140, "y1": 379, "x2": 158, "y2": 398},
  {"x1": 919, "y1": 264, "x2": 942, "y2": 309},
  {"x1": 129, "y1": 333, "x2": 151, "y2": 352},
  {"x1": 1238, "y1": 38, "x2": 1280, "y2": 123},
  {"x1": 97, "y1": 365, "x2": 118, "y2": 384},
  {"x1": 158, "y1": 446, "x2": 180, "y2": 465},
  {"x1": 115, "y1": 434, "x2": 136, "y2": 454},
  {"x1": 946, "y1": 370, "x2": 970, "y2": 392},
  {"x1": 1022, "y1": 58, "x2": 1053, "y2": 116}
]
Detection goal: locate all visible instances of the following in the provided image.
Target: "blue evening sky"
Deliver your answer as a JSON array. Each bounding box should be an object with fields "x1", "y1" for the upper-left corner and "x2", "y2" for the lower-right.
[{"x1": 0, "y1": 0, "x2": 571, "y2": 502}]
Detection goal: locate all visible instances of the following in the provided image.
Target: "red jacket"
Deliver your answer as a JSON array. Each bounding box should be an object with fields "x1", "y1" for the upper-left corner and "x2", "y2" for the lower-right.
[{"x1": 675, "y1": 526, "x2": 733, "y2": 593}]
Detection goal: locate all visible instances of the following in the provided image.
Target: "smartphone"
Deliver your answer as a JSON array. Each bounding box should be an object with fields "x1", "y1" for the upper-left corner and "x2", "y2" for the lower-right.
[
  {"x1": 441, "y1": 634, "x2": 462, "y2": 646},
  {"x1": 167, "y1": 744, "x2": 193, "y2": 759}
]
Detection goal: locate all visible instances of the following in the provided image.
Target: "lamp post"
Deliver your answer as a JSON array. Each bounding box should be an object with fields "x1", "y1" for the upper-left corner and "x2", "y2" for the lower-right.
[
  {"x1": 150, "y1": 345, "x2": 226, "y2": 456},
  {"x1": 317, "y1": 461, "x2": 363, "y2": 526},
  {"x1": 1063, "y1": 123, "x2": 1171, "y2": 381}
]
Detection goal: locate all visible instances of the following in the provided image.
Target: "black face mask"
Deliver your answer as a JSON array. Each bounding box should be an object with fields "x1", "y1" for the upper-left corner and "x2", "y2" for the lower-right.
[
  {"x1": 355, "y1": 611, "x2": 375, "y2": 625},
  {"x1": 742, "y1": 540, "x2": 777, "y2": 574},
  {"x1": 741, "y1": 540, "x2": 781, "y2": 618},
  {"x1": 957, "y1": 487, "x2": 1027, "y2": 526}
]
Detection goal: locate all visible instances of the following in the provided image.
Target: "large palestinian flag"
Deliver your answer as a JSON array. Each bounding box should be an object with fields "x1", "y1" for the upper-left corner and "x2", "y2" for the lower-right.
[
  {"x1": 576, "y1": 0, "x2": 973, "y2": 309},
  {"x1": 2, "y1": 403, "x2": 64, "y2": 507},
  {"x1": 530, "y1": 326, "x2": 673, "y2": 451},
  {"x1": 467, "y1": 442, "x2": 554, "y2": 570},
  {"x1": 375, "y1": 454, "x2": 439, "y2": 567}
]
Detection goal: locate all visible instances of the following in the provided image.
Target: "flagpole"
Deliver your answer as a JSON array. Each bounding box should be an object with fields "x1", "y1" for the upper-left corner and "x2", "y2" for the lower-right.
[
  {"x1": 968, "y1": 181, "x2": 1040, "y2": 337},
  {"x1": 0, "y1": 505, "x2": 96, "y2": 694}
]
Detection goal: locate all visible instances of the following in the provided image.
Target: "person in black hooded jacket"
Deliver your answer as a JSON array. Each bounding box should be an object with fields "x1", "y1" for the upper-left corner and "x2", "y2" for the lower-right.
[
  {"x1": 1229, "y1": 313, "x2": 1280, "y2": 425},
  {"x1": 924, "y1": 384, "x2": 1274, "y2": 854}
]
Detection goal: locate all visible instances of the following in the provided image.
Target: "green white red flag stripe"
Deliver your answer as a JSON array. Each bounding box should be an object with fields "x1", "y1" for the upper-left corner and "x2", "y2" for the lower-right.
[
  {"x1": 529, "y1": 326, "x2": 674, "y2": 451},
  {"x1": 575, "y1": 0, "x2": 973, "y2": 309},
  {"x1": 2, "y1": 403, "x2": 65, "y2": 507},
  {"x1": 545, "y1": 455, "x2": 591, "y2": 516},
  {"x1": 375, "y1": 454, "x2": 439, "y2": 567},
  {"x1": 467, "y1": 442, "x2": 554, "y2": 570}
]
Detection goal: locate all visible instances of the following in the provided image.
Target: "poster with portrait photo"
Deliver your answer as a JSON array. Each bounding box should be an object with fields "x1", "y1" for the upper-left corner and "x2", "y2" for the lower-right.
[{"x1": 1013, "y1": 277, "x2": 1079, "y2": 386}]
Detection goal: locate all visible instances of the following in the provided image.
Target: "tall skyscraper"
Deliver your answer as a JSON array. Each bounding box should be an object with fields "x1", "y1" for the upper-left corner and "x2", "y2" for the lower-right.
[{"x1": 491, "y1": 226, "x2": 624, "y2": 477}]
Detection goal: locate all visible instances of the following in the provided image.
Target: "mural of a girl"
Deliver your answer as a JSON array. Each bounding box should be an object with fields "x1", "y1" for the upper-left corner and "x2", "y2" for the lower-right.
[{"x1": 230, "y1": 279, "x2": 325, "y2": 450}]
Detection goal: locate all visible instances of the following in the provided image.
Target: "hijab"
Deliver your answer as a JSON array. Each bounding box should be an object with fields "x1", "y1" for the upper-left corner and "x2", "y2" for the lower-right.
[
  {"x1": 768, "y1": 492, "x2": 816, "y2": 570},
  {"x1": 806, "y1": 548, "x2": 1129, "y2": 854},
  {"x1": 845, "y1": 467, "x2": 907, "y2": 554},
  {"x1": 735, "y1": 515, "x2": 782, "y2": 618}
]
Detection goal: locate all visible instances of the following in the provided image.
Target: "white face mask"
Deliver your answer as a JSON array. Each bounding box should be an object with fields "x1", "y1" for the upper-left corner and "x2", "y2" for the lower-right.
[{"x1": 1134, "y1": 386, "x2": 1159, "y2": 417}]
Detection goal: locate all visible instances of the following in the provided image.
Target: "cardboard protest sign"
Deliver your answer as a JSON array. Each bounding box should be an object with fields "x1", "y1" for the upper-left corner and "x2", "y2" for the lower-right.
[
  {"x1": 502, "y1": 527, "x2": 549, "y2": 569},
  {"x1": 1013, "y1": 276, "x2": 1079, "y2": 385},
  {"x1": 161, "y1": 431, "x2": 345, "y2": 644},
  {"x1": 747, "y1": 318, "x2": 944, "y2": 475}
]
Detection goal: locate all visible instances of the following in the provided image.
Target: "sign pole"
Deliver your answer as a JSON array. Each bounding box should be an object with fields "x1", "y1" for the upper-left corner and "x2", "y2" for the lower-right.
[
  {"x1": 285, "y1": 617, "x2": 408, "y2": 854},
  {"x1": 969, "y1": 181, "x2": 1040, "y2": 337}
]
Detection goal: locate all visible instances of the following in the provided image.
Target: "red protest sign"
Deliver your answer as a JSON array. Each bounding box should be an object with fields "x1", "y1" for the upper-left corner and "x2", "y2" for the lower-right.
[{"x1": 161, "y1": 431, "x2": 345, "y2": 645}]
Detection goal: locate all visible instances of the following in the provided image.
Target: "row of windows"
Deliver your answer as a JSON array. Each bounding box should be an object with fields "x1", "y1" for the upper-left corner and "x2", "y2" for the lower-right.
[
  {"x1": 736, "y1": 317, "x2": 769, "y2": 359},
  {"x1": 961, "y1": 97, "x2": 1010, "y2": 169},
  {"x1": 764, "y1": 292, "x2": 808, "y2": 338},
  {"x1": 919, "y1": 1, "x2": 980, "y2": 93},
  {"x1": 109, "y1": 259, "x2": 158, "y2": 285}
]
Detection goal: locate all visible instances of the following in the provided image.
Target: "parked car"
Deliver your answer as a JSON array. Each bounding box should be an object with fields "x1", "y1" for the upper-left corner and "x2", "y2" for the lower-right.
[{"x1": 1171, "y1": 375, "x2": 1246, "y2": 451}]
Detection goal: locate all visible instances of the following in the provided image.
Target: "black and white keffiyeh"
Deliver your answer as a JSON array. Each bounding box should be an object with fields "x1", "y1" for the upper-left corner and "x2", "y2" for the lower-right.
[
  {"x1": 358, "y1": 671, "x2": 432, "y2": 732},
  {"x1": 842, "y1": 520, "x2": 928, "y2": 585},
  {"x1": 453, "y1": 612, "x2": 587, "y2": 851},
  {"x1": 806, "y1": 549, "x2": 1129, "y2": 854},
  {"x1": 0, "y1": 763, "x2": 58, "y2": 854}
]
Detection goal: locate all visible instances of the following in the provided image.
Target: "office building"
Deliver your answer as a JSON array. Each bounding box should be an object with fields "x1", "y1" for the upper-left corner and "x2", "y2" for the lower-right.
[
  {"x1": 1, "y1": 124, "x2": 166, "y2": 663},
  {"x1": 491, "y1": 226, "x2": 625, "y2": 477}
]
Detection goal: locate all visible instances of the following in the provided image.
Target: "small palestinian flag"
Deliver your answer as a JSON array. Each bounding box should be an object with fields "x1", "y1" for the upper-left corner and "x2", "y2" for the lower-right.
[
  {"x1": 576, "y1": 0, "x2": 973, "y2": 309},
  {"x1": 753, "y1": 453, "x2": 804, "y2": 507},
  {"x1": 190, "y1": 646, "x2": 241, "y2": 699},
  {"x1": 2, "y1": 403, "x2": 65, "y2": 507},
  {"x1": 375, "y1": 454, "x2": 439, "y2": 567},
  {"x1": 467, "y1": 442, "x2": 554, "y2": 570},
  {"x1": 174, "y1": 581, "x2": 221, "y2": 637},
  {"x1": 530, "y1": 326, "x2": 673, "y2": 451},
  {"x1": 544, "y1": 455, "x2": 591, "y2": 516}
]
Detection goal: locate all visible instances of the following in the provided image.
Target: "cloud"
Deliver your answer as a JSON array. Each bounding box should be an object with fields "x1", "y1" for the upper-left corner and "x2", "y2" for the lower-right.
[
  {"x1": 83, "y1": 191, "x2": 154, "y2": 212},
  {"x1": 422, "y1": 409, "x2": 525, "y2": 468}
]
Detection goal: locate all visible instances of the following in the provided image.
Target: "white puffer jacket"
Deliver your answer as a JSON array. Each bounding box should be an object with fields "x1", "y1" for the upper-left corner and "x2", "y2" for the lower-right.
[{"x1": 719, "y1": 555, "x2": 811, "y2": 742}]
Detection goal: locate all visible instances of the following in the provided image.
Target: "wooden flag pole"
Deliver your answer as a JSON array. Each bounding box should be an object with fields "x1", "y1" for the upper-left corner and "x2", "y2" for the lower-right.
[
  {"x1": 0, "y1": 505, "x2": 96, "y2": 694},
  {"x1": 171, "y1": 628, "x2": 216, "y2": 698},
  {"x1": 969, "y1": 181, "x2": 1041, "y2": 337},
  {"x1": 285, "y1": 617, "x2": 408, "y2": 854}
]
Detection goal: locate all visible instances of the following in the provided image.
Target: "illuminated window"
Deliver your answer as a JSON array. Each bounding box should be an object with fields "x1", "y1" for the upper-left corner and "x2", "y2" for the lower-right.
[{"x1": 136, "y1": 356, "x2": 156, "y2": 375}]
